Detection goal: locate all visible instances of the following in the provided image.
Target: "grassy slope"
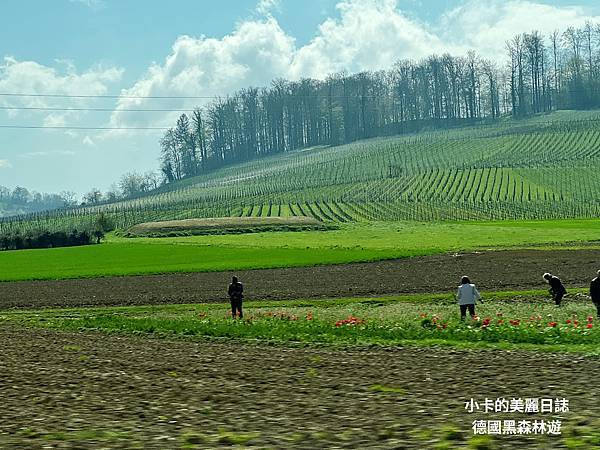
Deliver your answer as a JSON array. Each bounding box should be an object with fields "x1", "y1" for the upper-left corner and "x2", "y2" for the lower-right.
[
  {"x1": 3, "y1": 289, "x2": 599, "y2": 353},
  {"x1": 5, "y1": 110, "x2": 600, "y2": 237},
  {"x1": 1, "y1": 219, "x2": 600, "y2": 281},
  {"x1": 125, "y1": 216, "x2": 325, "y2": 237}
]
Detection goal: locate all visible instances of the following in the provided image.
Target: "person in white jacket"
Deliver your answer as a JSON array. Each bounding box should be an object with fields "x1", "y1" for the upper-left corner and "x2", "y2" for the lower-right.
[{"x1": 457, "y1": 276, "x2": 481, "y2": 320}]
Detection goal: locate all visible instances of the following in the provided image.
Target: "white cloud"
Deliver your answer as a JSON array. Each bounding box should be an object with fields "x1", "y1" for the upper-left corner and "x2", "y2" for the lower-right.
[
  {"x1": 110, "y1": 18, "x2": 294, "y2": 128},
  {"x1": 0, "y1": 57, "x2": 122, "y2": 101},
  {"x1": 0, "y1": 159, "x2": 12, "y2": 169},
  {"x1": 43, "y1": 113, "x2": 67, "y2": 128},
  {"x1": 256, "y1": 0, "x2": 280, "y2": 15},
  {"x1": 69, "y1": 0, "x2": 105, "y2": 10},
  {"x1": 111, "y1": 0, "x2": 600, "y2": 129},
  {"x1": 441, "y1": 0, "x2": 600, "y2": 62},
  {"x1": 0, "y1": 56, "x2": 123, "y2": 127},
  {"x1": 289, "y1": 0, "x2": 455, "y2": 79},
  {"x1": 19, "y1": 151, "x2": 48, "y2": 158},
  {"x1": 83, "y1": 135, "x2": 95, "y2": 146},
  {"x1": 111, "y1": 1, "x2": 450, "y2": 127},
  {"x1": 19, "y1": 150, "x2": 76, "y2": 159}
]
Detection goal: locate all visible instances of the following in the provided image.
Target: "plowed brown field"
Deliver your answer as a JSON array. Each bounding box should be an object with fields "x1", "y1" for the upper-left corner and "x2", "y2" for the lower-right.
[
  {"x1": 2, "y1": 249, "x2": 599, "y2": 309},
  {"x1": 0, "y1": 325, "x2": 597, "y2": 449}
]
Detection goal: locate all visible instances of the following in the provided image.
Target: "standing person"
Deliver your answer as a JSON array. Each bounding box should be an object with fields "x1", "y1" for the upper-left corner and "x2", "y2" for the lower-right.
[
  {"x1": 543, "y1": 273, "x2": 566, "y2": 306},
  {"x1": 590, "y1": 270, "x2": 600, "y2": 318},
  {"x1": 228, "y1": 276, "x2": 244, "y2": 319},
  {"x1": 457, "y1": 276, "x2": 481, "y2": 320}
]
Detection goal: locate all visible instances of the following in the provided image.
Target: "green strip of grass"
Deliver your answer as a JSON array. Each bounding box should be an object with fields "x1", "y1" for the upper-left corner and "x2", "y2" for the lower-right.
[
  {"x1": 0, "y1": 244, "x2": 428, "y2": 282},
  {"x1": 3, "y1": 289, "x2": 598, "y2": 354},
  {"x1": 108, "y1": 219, "x2": 600, "y2": 250},
  {"x1": 1, "y1": 288, "x2": 585, "y2": 316},
  {"x1": 3, "y1": 219, "x2": 600, "y2": 281}
]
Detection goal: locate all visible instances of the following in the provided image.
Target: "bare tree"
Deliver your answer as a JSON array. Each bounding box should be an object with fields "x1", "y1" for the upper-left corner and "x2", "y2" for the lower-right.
[{"x1": 83, "y1": 188, "x2": 103, "y2": 205}]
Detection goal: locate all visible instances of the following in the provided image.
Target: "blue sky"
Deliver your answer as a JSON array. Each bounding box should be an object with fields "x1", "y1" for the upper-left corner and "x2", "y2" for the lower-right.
[
  {"x1": 0, "y1": 0, "x2": 339, "y2": 94},
  {"x1": 1, "y1": 0, "x2": 599, "y2": 195}
]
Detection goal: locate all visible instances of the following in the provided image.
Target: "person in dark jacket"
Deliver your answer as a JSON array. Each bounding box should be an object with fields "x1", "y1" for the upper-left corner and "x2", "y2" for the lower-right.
[
  {"x1": 543, "y1": 273, "x2": 566, "y2": 306},
  {"x1": 590, "y1": 270, "x2": 600, "y2": 318},
  {"x1": 228, "y1": 276, "x2": 244, "y2": 319}
]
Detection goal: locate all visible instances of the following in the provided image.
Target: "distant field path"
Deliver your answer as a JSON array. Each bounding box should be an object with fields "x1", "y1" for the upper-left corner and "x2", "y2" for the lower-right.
[{"x1": 2, "y1": 249, "x2": 599, "y2": 309}]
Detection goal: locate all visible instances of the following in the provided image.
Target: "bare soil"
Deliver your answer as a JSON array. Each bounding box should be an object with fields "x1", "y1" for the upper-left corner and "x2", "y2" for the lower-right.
[
  {"x1": 0, "y1": 324, "x2": 598, "y2": 449},
  {"x1": 1, "y1": 249, "x2": 599, "y2": 310}
]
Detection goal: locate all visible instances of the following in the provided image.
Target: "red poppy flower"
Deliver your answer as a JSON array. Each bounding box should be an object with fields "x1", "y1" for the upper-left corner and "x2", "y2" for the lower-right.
[{"x1": 335, "y1": 315, "x2": 365, "y2": 327}]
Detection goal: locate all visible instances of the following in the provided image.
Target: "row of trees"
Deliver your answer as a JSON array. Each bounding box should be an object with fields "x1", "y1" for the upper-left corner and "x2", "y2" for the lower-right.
[
  {"x1": 508, "y1": 24, "x2": 600, "y2": 116},
  {"x1": 0, "y1": 185, "x2": 78, "y2": 217},
  {"x1": 1, "y1": 169, "x2": 162, "y2": 217},
  {"x1": 0, "y1": 213, "x2": 113, "y2": 250},
  {"x1": 159, "y1": 63, "x2": 489, "y2": 182},
  {"x1": 0, "y1": 228, "x2": 103, "y2": 251},
  {"x1": 159, "y1": 23, "x2": 600, "y2": 184},
  {"x1": 81, "y1": 171, "x2": 161, "y2": 205}
]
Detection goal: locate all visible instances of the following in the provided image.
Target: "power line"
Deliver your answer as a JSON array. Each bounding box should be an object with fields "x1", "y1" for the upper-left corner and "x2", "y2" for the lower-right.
[
  {"x1": 0, "y1": 92, "x2": 462, "y2": 100},
  {"x1": 0, "y1": 92, "x2": 214, "y2": 99},
  {"x1": 0, "y1": 92, "x2": 388, "y2": 100},
  {"x1": 0, "y1": 106, "x2": 196, "y2": 112},
  {"x1": 0, "y1": 125, "x2": 169, "y2": 130},
  {"x1": 0, "y1": 92, "x2": 394, "y2": 99}
]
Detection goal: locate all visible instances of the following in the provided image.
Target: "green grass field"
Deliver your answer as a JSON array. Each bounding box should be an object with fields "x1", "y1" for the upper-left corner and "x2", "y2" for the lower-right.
[
  {"x1": 4, "y1": 290, "x2": 598, "y2": 353},
  {"x1": 1, "y1": 219, "x2": 600, "y2": 281}
]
